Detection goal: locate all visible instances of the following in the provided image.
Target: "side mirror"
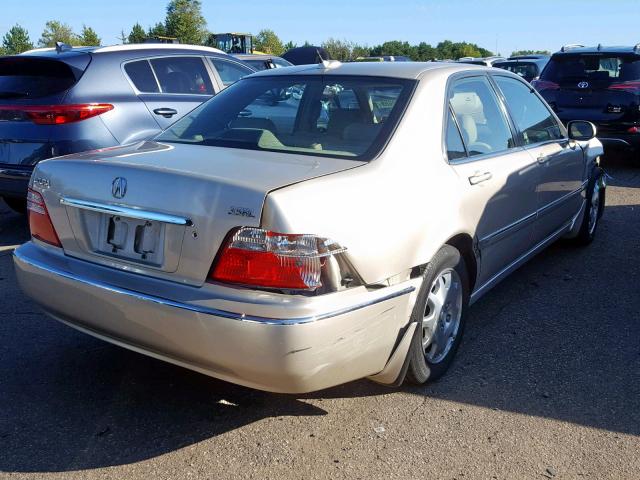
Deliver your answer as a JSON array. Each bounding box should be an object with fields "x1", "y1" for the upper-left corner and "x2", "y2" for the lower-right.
[{"x1": 567, "y1": 120, "x2": 597, "y2": 141}]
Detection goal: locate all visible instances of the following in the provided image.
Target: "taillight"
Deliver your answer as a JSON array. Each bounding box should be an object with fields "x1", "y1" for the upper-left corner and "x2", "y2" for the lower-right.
[
  {"x1": 27, "y1": 188, "x2": 61, "y2": 247},
  {"x1": 210, "y1": 227, "x2": 346, "y2": 290},
  {"x1": 531, "y1": 79, "x2": 560, "y2": 92},
  {"x1": 0, "y1": 104, "x2": 113, "y2": 125},
  {"x1": 608, "y1": 81, "x2": 640, "y2": 93}
]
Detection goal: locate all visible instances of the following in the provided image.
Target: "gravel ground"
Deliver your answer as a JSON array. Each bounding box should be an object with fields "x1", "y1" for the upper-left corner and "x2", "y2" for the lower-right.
[{"x1": 0, "y1": 156, "x2": 638, "y2": 479}]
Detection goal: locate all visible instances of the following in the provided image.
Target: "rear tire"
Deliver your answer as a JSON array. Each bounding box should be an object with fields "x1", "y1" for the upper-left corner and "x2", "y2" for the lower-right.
[
  {"x1": 406, "y1": 245, "x2": 470, "y2": 385},
  {"x1": 2, "y1": 196, "x2": 27, "y2": 215}
]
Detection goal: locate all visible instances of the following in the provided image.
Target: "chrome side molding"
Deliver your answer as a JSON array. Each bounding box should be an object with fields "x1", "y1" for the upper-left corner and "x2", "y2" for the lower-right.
[{"x1": 60, "y1": 197, "x2": 193, "y2": 226}]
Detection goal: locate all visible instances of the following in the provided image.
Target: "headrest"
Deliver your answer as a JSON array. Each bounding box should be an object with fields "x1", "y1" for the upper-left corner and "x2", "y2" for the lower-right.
[{"x1": 450, "y1": 92, "x2": 484, "y2": 116}]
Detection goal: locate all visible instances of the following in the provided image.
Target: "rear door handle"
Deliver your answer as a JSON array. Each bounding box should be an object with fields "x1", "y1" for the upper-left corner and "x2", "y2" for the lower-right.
[
  {"x1": 153, "y1": 108, "x2": 178, "y2": 118},
  {"x1": 537, "y1": 154, "x2": 551, "y2": 164},
  {"x1": 468, "y1": 172, "x2": 492, "y2": 185}
]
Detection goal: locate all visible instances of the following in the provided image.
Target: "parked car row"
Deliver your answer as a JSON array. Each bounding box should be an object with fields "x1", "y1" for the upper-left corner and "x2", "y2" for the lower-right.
[{"x1": 12, "y1": 56, "x2": 606, "y2": 393}]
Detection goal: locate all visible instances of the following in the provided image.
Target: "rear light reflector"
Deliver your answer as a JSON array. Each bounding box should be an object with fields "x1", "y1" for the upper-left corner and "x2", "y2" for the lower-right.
[
  {"x1": 210, "y1": 227, "x2": 346, "y2": 290},
  {"x1": 628, "y1": 126, "x2": 640, "y2": 134},
  {"x1": 27, "y1": 188, "x2": 61, "y2": 247},
  {"x1": 531, "y1": 80, "x2": 560, "y2": 91},
  {"x1": 0, "y1": 104, "x2": 114, "y2": 125}
]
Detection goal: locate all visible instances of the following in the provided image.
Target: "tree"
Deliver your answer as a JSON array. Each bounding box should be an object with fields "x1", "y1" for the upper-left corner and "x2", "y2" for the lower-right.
[
  {"x1": 128, "y1": 23, "x2": 146, "y2": 44},
  {"x1": 147, "y1": 22, "x2": 167, "y2": 39},
  {"x1": 322, "y1": 38, "x2": 353, "y2": 61},
  {"x1": 511, "y1": 49, "x2": 551, "y2": 57},
  {"x1": 254, "y1": 29, "x2": 284, "y2": 55},
  {"x1": 38, "y1": 20, "x2": 77, "y2": 47},
  {"x1": 283, "y1": 41, "x2": 297, "y2": 52},
  {"x1": 165, "y1": 0, "x2": 207, "y2": 44},
  {"x1": 2, "y1": 24, "x2": 34, "y2": 54},
  {"x1": 78, "y1": 25, "x2": 100, "y2": 46},
  {"x1": 351, "y1": 44, "x2": 371, "y2": 59}
]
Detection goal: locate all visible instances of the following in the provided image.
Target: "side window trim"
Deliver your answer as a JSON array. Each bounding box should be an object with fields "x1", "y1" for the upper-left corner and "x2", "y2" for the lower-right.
[
  {"x1": 122, "y1": 55, "x2": 215, "y2": 96},
  {"x1": 490, "y1": 73, "x2": 568, "y2": 147}
]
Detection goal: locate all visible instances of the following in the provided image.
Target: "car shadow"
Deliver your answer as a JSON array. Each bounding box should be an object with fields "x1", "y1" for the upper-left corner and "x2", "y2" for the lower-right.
[
  {"x1": 0, "y1": 199, "x2": 28, "y2": 251},
  {"x1": 0, "y1": 165, "x2": 638, "y2": 473}
]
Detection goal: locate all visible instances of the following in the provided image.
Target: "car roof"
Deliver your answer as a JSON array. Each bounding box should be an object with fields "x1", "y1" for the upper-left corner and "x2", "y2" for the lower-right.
[
  {"x1": 248, "y1": 60, "x2": 487, "y2": 80},
  {"x1": 553, "y1": 45, "x2": 640, "y2": 56},
  {"x1": 21, "y1": 43, "x2": 226, "y2": 57},
  {"x1": 233, "y1": 54, "x2": 280, "y2": 60}
]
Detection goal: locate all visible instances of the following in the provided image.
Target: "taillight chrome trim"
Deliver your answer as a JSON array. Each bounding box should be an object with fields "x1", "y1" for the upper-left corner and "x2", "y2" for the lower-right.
[
  {"x1": 59, "y1": 197, "x2": 193, "y2": 226},
  {"x1": 13, "y1": 246, "x2": 415, "y2": 325}
]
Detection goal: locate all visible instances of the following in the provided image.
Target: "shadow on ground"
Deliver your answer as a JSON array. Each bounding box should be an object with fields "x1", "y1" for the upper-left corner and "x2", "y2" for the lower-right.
[{"x1": 0, "y1": 161, "x2": 638, "y2": 472}]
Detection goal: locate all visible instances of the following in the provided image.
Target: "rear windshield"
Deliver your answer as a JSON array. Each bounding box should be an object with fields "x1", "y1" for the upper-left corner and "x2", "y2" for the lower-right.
[
  {"x1": 494, "y1": 62, "x2": 538, "y2": 79},
  {"x1": 157, "y1": 75, "x2": 414, "y2": 160},
  {"x1": 0, "y1": 57, "x2": 80, "y2": 99},
  {"x1": 541, "y1": 54, "x2": 640, "y2": 87}
]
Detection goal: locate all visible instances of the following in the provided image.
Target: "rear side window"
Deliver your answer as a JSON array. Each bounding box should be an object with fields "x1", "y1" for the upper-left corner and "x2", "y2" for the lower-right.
[
  {"x1": 149, "y1": 57, "x2": 214, "y2": 95},
  {"x1": 124, "y1": 60, "x2": 159, "y2": 93},
  {"x1": 0, "y1": 57, "x2": 82, "y2": 99},
  {"x1": 449, "y1": 76, "x2": 515, "y2": 157},
  {"x1": 210, "y1": 58, "x2": 254, "y2": 87},
  {"x1": 494, "y1": 76, "x2": 563, "y2": 145},
  {"x1": 542, "y1": 54, "x2": 640, "y2": 87}
]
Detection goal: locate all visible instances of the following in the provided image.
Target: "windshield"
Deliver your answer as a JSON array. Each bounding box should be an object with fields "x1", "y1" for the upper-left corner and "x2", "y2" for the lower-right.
[
  {"x1": 541, "y1": 54, "x2": 640, "y2": 87},
  {"x1": 157, "y1": 75, "x2": 414, "y2": 160}
]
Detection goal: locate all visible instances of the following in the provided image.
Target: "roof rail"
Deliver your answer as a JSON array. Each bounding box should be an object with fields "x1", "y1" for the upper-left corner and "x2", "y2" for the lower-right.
[{"x1": 560, "y1": 43, "x2": 584, "y2": 52}]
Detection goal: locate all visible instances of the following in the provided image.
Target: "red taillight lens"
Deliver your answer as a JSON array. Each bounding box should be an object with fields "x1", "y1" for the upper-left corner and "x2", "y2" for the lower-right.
[
  {"x1": 0, "y1": 104, "x2": 114, "y2": 125},
  {"x1": 27, "y1": 188, "x2": 61, "y2": 247},
  {"x1": 531, "y1": 79, "x2": 560, "y2": 91},
  {"x1": 608, "y1": 81, "x2": 640, "y2": 93},
  {"x1": 210, "y1": 228, "x2": 346, "y2": 290}
]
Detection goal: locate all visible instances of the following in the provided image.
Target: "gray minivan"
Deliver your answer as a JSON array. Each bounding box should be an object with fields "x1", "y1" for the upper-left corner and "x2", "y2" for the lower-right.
[{"x1": 0, "y1": 43, "x2": 255, "y2": 212}]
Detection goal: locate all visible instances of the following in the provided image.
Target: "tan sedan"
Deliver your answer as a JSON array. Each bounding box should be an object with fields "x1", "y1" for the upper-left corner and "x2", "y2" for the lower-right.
[{"x1": 14, "y1": 61, "x2": 605, "y2": 393}]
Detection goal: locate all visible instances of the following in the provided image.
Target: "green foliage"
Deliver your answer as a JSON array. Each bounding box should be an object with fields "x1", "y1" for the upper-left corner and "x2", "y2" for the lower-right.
[
  {"x1": 369, "y1": 39, "x2": 493, "y2": 61},
  {"x1": 128, "y1": 23, "x2": 147, "y2": 44},
  {"x1": 283, "y1": 41, "x2": 297, "y2": 52},
  {"x1": 78, "y1": 25, "x2": 101, "y2": 46},
  {"x1": 321, "y1": 38, "x2": 371, "y2": 61},
  {"x1": 254, "y1": 29, "x2": 284, "y2": 55},
  {"x1": 165, "y1": 0, "x2": 207, "y2": 44},
  {"x1": 147, "y1": 22, "x2": 168, "y2": 39},
  {"x1": 511, "y1": 49, "x2": 551, "y2": 57},
  {"x1": 38, "y1": 20, "x2": 78, "y2": 47},
  {"x1": 2, "y1": 24, "x2": 34, "y2": 54}
]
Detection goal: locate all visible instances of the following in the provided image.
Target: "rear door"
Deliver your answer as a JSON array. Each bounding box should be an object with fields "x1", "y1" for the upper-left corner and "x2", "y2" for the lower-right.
[
  {"x1": 446, "y1": 74, "x2": 540, "y2": 286},
  {"x1": 0, "y1": 54, "x2": 90, "y2": 169},
  {"x1": 124, "y1": 56, "x2": 216, "y2": 129},
  {"x1": 493, "y1": 74, "x2": 585, "y2": 240}
]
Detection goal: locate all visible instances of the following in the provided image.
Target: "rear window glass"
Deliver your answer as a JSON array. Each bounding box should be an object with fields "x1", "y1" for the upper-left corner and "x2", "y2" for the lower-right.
[
  {"x1": 0, "y1": 58, "x2": 79, "y2": 99},
  {"x1": 494, "y1": 62, "x2": 539, "y2": 80},
  {"x1": 149, "y1": 57, "x2": 214, "y2": 95},
  {"x1": 157, "y1": 75, "x2": 414, "y2": 160},
  {"x1": 542, "y1": 54, "x2": 640, "y2": 87},
  {"x1": 124, "y1": 60, "x2": 159, "y2": 93}
]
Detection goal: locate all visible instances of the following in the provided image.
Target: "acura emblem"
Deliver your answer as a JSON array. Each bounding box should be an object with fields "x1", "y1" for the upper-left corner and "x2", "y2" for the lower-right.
[
  {"x1": 111, "y1": 177, "x2": 127, "y2": 199},
  {"x1": 577, "y1": 81, "x2": 589, "y2": 89}
]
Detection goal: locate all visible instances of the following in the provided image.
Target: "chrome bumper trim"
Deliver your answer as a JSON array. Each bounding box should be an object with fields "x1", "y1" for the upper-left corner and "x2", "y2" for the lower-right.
[
  {"x1": 13, "y1": 248, "x2": 414, "y2": 326},
  {"x1": 59, "y1": 197, "x2": 193, "y2": 226}
]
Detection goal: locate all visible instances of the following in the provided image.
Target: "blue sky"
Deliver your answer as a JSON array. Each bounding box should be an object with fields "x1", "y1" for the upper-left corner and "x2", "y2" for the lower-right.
[{"x1": 1, "y1": 0, "x2": 639, "y2": 56}]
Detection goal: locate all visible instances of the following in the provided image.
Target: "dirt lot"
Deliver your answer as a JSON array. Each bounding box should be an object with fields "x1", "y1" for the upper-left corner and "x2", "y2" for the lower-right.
[{"x1": 0, "y1": 157, "x2": 638, "y2": 480}]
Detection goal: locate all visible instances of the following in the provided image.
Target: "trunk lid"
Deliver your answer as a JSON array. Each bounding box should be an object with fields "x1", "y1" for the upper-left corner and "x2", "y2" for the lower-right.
[
  {"x1": 36, "y1": 140, "x2": 363, "y2": 285},
  {"x1": 0, "y1": 53, "x2": 91, "y2": 167}
]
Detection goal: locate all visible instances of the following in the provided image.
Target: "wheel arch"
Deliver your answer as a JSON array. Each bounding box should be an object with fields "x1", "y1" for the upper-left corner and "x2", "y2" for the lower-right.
[{"x1": 445, "y1": 233, "x2": 478, "y2": 292}]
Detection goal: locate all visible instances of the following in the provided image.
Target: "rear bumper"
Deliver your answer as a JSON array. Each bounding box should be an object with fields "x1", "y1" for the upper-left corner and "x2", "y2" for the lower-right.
[
  {"x1": 0, "y1": 166, "x2": 31, "y2": 198},
  {"x1": 13, "y1": 242, "x2": 420, "y2": 393}
]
